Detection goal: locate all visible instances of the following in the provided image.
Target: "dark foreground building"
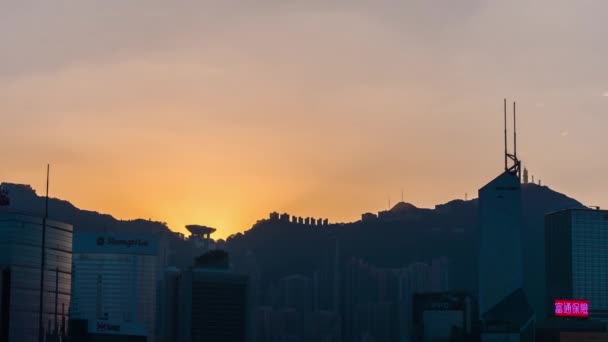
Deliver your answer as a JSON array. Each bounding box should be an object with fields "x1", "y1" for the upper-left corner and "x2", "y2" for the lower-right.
[
  {"x1": 411, "y1": 292, "x2": 477, "y2": 342},
  {"x1": 67, "y1": 319, "x2": 147, "y2": 342},
  {"x1": 545, "y1": 208, "x2": 608, "y2": 322},
  {"x1": 159, "y1": 250, "x2": 251, "y2": 342},
  {"x1": 0, "y1": 212, "x2": 73, "y2": 342},
  {"x1": 179, "y1": 269, "x2": 249, "y2": 341},
  {"x1": 536, "y1": 319, "x2": 608, "y2": 342},
  {"x1": 478, "y1": 101, "x2": 535, "y2": 341}
]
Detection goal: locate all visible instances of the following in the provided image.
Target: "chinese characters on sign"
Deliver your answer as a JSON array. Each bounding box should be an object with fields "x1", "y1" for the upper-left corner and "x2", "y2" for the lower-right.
[{"x1": 555, "y1": 299, "x2": 589, "y2": 318}]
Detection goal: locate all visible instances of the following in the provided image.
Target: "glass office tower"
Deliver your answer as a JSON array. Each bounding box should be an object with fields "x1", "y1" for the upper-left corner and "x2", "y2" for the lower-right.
[
  {"x1": 546, "y1": 208, "x2": 608, "y2": 321},
  {"x1": 71, "y1": 233, "x2": 158, "y2": 341},
  {"x1": 0, "y1": 212, "x2": 73, "y2": 342}
]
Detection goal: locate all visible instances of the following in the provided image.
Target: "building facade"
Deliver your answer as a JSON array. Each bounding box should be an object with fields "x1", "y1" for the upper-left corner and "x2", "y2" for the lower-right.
[
  {"x1": 70, "y1": 233, "x2": 159, "y2": 342},
  {"x1": 478, "y1": 172, "x2": 525, "y2": 315},
  {"x1": 545, "y1": 208, "x2": 608, "y2": 321},
  {"x1": 157, "y1": 267, "x2": 180, "y2": 342},
  {"x1": 411, "y1": 292, "x2": 476, "y2": 342},
  {"x1": 0, "y1": 211, "x2": 73, "y2": 342},
  {"x1": 176, "y1": 268, "x2": 251, "y2": 342},
  {"x1": 478, "y1": 171, "x2": 534, "y2": 342}
]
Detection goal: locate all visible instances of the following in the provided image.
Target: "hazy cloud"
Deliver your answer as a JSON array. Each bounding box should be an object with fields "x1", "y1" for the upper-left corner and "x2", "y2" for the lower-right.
[{"x1": 3, "y1": 1, "x2": 608, "y2": 236}]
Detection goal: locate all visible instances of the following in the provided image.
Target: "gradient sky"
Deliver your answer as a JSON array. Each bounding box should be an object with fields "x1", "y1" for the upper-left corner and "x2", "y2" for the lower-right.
[{"x1": 2, "y1": 1, "x2": 607, "y2": 239}]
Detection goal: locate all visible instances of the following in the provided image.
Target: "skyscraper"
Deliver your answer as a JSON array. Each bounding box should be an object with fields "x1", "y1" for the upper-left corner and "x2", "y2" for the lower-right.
[
  {"x1": 545, "y1": 208, "x2": 608, "y2": 322},
  {"x1": 177, "y1": 266, "x2": 251, "y2": 342},
  {"x1": 70, "y1": 232, "x2": 159, "y2": 341},
  {"x1": 158, "y1": 267, "x2": 181, "y2": 342},
  {"x1": 478, "y1": 171, "x2": 524, "y2": 314},
  {"x1": 478, "y1": 100, "x2": 534, "y2": 340},
  {"x1": 0, "y1": 212, "x2": 73, "y2": 342}
]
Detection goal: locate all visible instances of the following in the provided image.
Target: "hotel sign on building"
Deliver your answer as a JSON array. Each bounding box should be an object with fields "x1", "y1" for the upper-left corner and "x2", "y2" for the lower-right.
[
  {"x1": 73, "y1": 232, "x2": 159, "y2": 255},
  {"x1": 87, "y1": 320, "x2": 147, "y2": 336}
]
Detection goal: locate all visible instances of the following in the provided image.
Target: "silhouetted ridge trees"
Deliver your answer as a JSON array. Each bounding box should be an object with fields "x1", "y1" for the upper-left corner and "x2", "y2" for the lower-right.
[
  {"x1": 225, "y1": 183, "x2": 584, "y2": 294},
  {"x1": 0, "y1": 181, "x2": 585, "y2": 295}
]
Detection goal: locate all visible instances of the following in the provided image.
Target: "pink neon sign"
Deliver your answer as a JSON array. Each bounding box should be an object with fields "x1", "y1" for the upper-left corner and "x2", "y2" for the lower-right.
[{"x1": 554, "y1": 299, "x2": 589, "y2": 318}]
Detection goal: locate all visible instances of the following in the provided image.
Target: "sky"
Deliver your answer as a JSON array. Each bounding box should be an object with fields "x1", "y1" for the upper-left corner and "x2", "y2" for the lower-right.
[{"x1": 1, "y1": 1, "x2": 607, "y2": 239}]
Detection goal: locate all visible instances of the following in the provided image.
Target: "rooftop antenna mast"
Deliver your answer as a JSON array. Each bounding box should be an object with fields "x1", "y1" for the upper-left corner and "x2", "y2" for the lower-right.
[
  {"x1": 504, "y1": 100, "x2": 521, "y2": 179},
  {"x1": 38, "y1": 164, "x2": 50, "y2": 342},
  {"x1": 514, "y1": 101, "x2": 517, "y2": 161},
  {"x1": 504, "y1": 99, "x2": 508, "y2": 171}
]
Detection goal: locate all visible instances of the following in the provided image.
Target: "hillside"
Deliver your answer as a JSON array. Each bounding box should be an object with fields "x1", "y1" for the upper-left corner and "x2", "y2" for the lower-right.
[
  {"x1": 0, "y1": 183, "x2": 196, "y2": 268},
  {"x1": 224, "y1": 183, "x2": 584, "y2": 296},
  {"x1": 0, "y1": 181, "x2": 584, "y2": 300}
]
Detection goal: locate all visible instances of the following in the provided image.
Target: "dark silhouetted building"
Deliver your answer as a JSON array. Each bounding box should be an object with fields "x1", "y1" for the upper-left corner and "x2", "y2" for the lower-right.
[
  {"x1": 478, "y1": 171, "x2": 535, "y2": 340},
  {"x1": 411, "y1": 292, "x2": 476, "y2": 342},
  {"x1": 481, "y1": 288, "x2": 534, "y2": 341},
  {"x1": 0, "y1": 186, "x2": 9, "y2": 206},
  {"x1": 536, "y1": 319, "x2": 608, "y2": 342},
  {"x1": 478, "y1": 102, "x2": 534, "y2": 341},
  {"x1": 279, "y1": 274, "x2": 313, "y2": 313},
  {"x1": 545, "y1": 208, "x2": 608, "y2": 322},
  {"x1": 361, "y1": 213, "x2": 377, "y2": 223},
  {"x1": 280, "y1": 213, "x2": 290, "y2": 223},
  {"x1": 343, "y1": 258, "x2": 447, "y2": 342},
  {"x1": 0, "y1": 212, "x2": 73, "y2": 342},
  {"x1": 185, "y1": 225, "x2": 216, "y2": 252},
  {"x1": 158, "y1": 267, "x2": 180, "y2": 342},
  {"x1": 478, "y1": 171, "x2": 526, "y2": 317},
  {"x1": 269, "y1": 212, "x2": 279, "y2": 221},
  {"x1": 168, "y1": 251, "x2": 251, "y2": 342}
]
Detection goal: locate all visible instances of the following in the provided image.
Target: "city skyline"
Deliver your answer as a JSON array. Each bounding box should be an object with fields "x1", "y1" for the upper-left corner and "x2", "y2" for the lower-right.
[{"x1": 3, "y1": 1, "x2": 608, "y2": 239}]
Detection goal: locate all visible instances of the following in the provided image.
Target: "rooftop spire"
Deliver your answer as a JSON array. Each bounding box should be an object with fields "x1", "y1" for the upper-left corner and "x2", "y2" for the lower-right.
[{"x1": 504, "y1": 99, "x2": 521, "y2": 179}]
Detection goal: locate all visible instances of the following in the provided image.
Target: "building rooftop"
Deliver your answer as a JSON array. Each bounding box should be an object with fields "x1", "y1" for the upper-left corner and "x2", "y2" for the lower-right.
[
  {"x1": 186, "y1": 224, "x2": 217, "y2": 236},
  {"x1": 546, "y1": 207, "x2": 608, "y2": 216}
]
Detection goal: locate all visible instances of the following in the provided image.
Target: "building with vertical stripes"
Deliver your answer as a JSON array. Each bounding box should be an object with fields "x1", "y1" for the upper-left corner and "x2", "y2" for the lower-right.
[
  {"x1": 0, "y1": 211, "x2": 73, "y2": 342},
  {"x1": 70, "y1": 233, "x2": 158, "y2": 341}
]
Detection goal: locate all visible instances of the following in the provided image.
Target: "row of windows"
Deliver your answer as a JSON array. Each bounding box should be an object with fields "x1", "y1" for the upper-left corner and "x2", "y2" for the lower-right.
[{"x1": 0, "y1": 223, "x2": 72, "y2": 246}]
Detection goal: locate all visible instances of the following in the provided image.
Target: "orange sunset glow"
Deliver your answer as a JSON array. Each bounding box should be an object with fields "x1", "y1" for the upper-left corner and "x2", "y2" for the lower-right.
[{"x1": 2, "y1": 1, "x2": 607, "y2": 239}]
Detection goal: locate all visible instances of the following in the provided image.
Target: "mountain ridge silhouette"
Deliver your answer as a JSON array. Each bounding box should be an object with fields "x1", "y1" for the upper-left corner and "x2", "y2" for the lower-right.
[{"x1": 0, "y1": 181, "x2": 584, "y2": 299}]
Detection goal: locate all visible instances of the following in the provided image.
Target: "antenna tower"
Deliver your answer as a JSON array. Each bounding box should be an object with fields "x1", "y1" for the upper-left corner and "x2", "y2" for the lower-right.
[{"x1": 504, "y1": 99, "x2": 521, "y2": 179}]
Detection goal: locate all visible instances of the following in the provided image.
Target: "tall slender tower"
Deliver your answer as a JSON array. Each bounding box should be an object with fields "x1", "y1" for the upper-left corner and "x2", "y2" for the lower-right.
[{"x1": 478, "y1": 100, "x2": 533, "y2": 339}]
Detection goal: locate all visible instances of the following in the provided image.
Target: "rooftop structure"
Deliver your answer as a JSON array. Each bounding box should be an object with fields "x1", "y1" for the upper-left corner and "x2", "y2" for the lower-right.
[{"x1": 186, "y1": 224, "x2": 216, "y2": 237}]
